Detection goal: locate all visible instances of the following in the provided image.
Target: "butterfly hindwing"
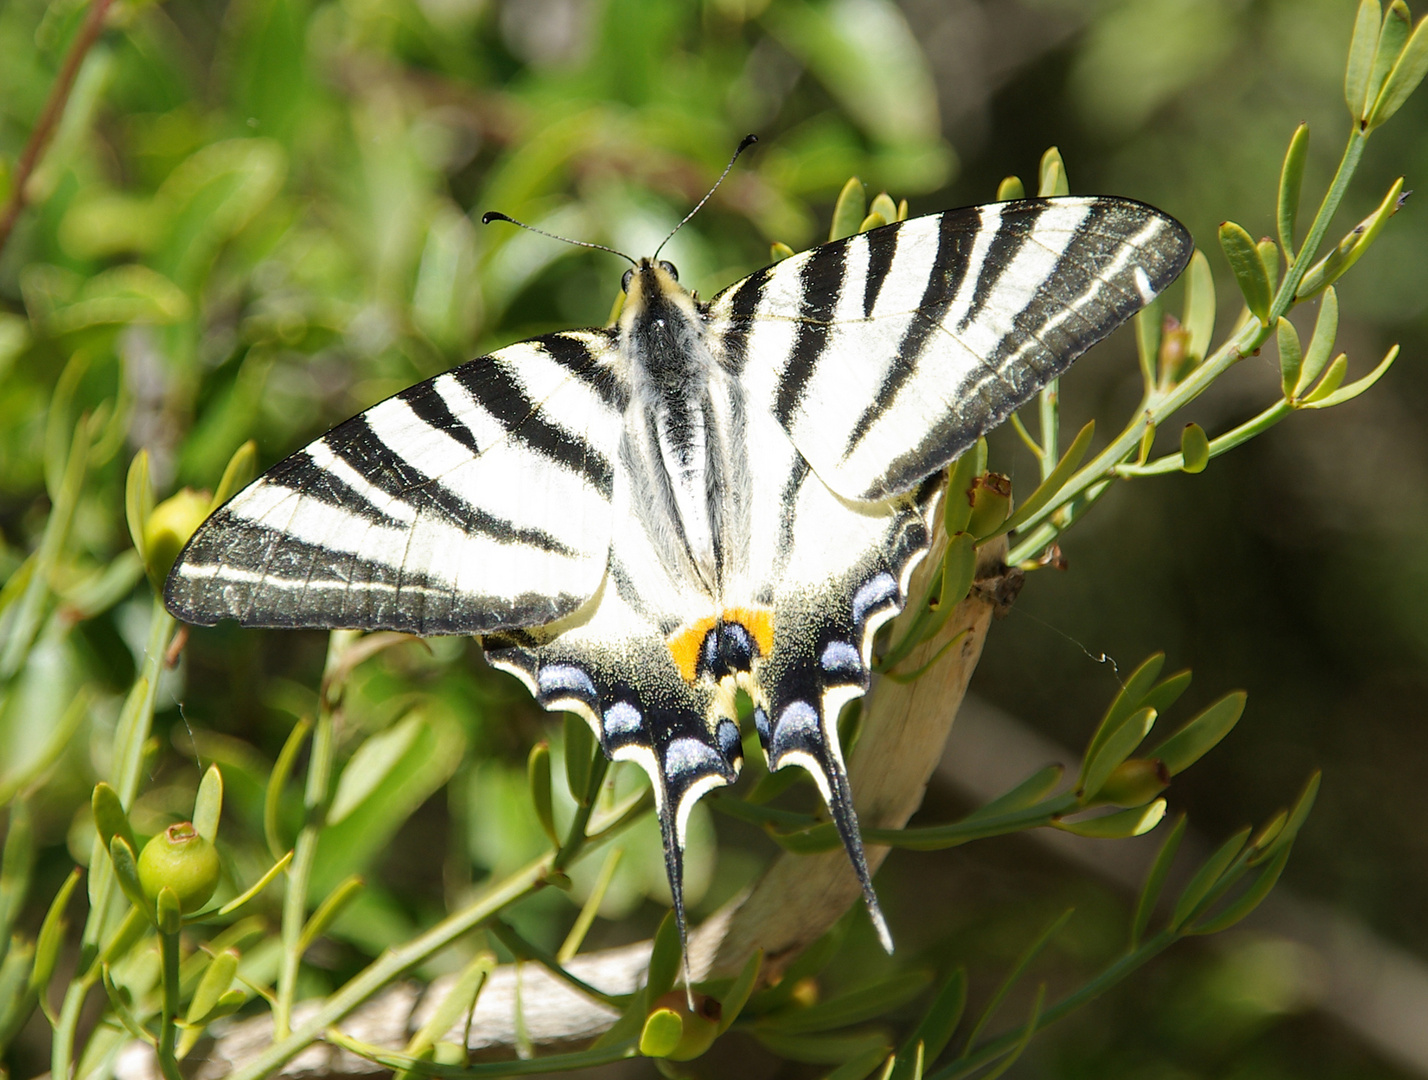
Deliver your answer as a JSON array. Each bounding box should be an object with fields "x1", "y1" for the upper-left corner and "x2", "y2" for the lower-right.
[
  {"x1": 164, "y1": 330, "x2": 626, "y2": 634},
  {"x1": 709, "y1": 197, "x2": 1193, "y2": 502}
]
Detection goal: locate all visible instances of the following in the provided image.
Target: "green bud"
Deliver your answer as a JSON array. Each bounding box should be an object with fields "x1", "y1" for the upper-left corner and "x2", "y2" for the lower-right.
[
  {"x1": 996, "y1": 175, "x2": 1025, "y2": 201},
  {"x1": 144, "y1": 489, "x2": 212, "y2": 585},
  {"x1": 644, "y1": 991, "x2": 723, "y2": 1060},
  {"x1": 1090, "y1": 757, "x2": 1170, "y2": 808},
  {"x1": 137, "y1": 822, "x2": 221, "y2": 914},
  {"x1": 770, "y1": 241, "x2": 795, "y2": 262},
  {"x1": 1157, "y1": 317, "x2": 1194, "y2": 386},
  {"x1": 1180, "y1": 423, "x2": 1210, "y2": 474},
  {"x1": 966, "y1": 472, "x2": 1011, "y2": 539}
]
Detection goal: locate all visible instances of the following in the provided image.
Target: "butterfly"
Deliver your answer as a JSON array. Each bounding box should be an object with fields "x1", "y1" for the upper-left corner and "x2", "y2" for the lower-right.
[{"x1": 164, "y1": 158, "x2": 1192, "y2": 969}]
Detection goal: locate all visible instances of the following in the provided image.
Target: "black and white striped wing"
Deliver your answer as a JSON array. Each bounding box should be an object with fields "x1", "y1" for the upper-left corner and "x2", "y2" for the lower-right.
[
  {"x1": 164, "y1": 331, "x2": 627, "y2": 635},
  {"x1": 708, "y1": 197, "x2": 1193, "y2": 502}
]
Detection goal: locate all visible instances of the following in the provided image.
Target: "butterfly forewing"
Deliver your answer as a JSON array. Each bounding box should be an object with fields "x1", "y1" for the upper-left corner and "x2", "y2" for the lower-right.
[
  {"x1": 709, "y1": 197, "x2": 1193, "y2": 502},
  {"x1": 164, "y1": 330, "x2": 625, "y2": 634}
]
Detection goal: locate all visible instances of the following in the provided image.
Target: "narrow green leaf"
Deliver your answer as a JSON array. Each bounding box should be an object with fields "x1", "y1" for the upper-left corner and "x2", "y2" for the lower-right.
[
  {"x1": 1150, "y1": 691, "x2": 1245, "y2": 775},
  {"x1": 714, "y1": 948, "x2": 762, "y2": 1034},
  {"x1": 109, "y1": 836, "x2": 149, "y2": 919},
  {"x1": 1366, "y1": 2, "x2": 1412, "y2": 119},
  {"x1": 639, "y1": 1008, "x2": 683, "y2": 1057},
  {"x1": 528, "y1": 742, "x2": 558, "y2": 847},
  {"x1": 1257, "y1": 238, "x2": 1279, "y2": 297},
  {"x1": 1303, "y1": 344, "x2": 1399, "y2": 409},
  {"x1": 1182, "y1": 250, "x2": 1216, "y2": 362},
  {"x1": 186, "y1": 948, "x2": 239, "y2": 1025},
  {"x1": 213, "y1": 850, "x2": 291, "y2": 917},
  {"x1": 157, "y1": 886, "x2": 183, "y2": 934},
  {"x1": 1217, "y1": 221, "x2": 1271, "y2": 324},
  {"x1": 297, "y1": 875, "x2": 364, "y2": 953},
  {"x1": 125, "y1": 450, "x2": 154, "y2": 565},
  {"x1": 830, "y1": 178, "x2": 867, "y2": 242},
  {"x1": 564, "y1": 714, "x2": 596, "y2": 804},
  {"x1": 1081, "y1": 708, "x2": 1156, "y2": 803},
  {"x1": 995, "y1": 176, "x2": 1024, "y2": 201},
  {"x1": 0, "y1": 800, "x2": 34, "y2": 941},
  {"x1": 1171, "y1": 827, "x2": 1251, "y2": 930},
  {"x1": 1140, "y1": 669, "x2": 1192, "y2": 716},
  {"x1": 1277, "y1": 318, "x2": 1303, "y2": 401},
  {"x1": 1081, "y1": 654, "x2": 1165, "y2": 787},
  {"x1": 1368, "y1": 13, "x2": 1428, "y2": 127},
  {"x1": 992, "y1": 420, "x2": 1095, "y2": 539},
  {"x1": 194, "y1": 764, "x2": 223, "y2": 843},
  {"x1": 756, "y1": 1029, "x2": 891, "y2": 1065},
  {"x1": 829, "y1": 1047, "x2": 896, "y2": 1080},
  {"x1": 1253, "y1": 771, "x2": 1321, "y2": 864},
  {"x1": 1135, "y1": 301, "x2": 1161, "y2": 390},
  {"x1": 1277, "y1": 123, "x2": 1310, "y2": 258},
  {"x1": 406, "y1": 951, "x2": 495, "y2": 1060},
  {"x1": 1295, "y1": 287, "x2": 1340, "y2": 397},
  {"x1": 1131, "y1": 813, "x2": 1186, "y2": 947},
  {"x1": 942, "y1": 445, "x2": 983, "y2": 537},
  {"x1": 1297, "y1": 177, "x2": 1405, "y2": 299},
  {"x1": 869, "y1": 193, "x2": 898, "y2": 223},
  {"x1": 771, "y1": 242, "x2": 795, "y2": 262},
  {"x1": 757, "y1": 970, "x2": 931, "y2": 1035},
  {"x1": 264, "y1": 716, "x2": 311, "y2": 860},
  {"x1": 1055, "y1": 799, "x2": 1166, "y2": 839},
  {"x1": 1191, "y1": 844, "x2": 1293, "y2": 935},
  {"x1": 975, "y1": 984, "x2": 1044, "y2": 1080},
  {"x1": 1301, "y1": 353, "x2": 1348, "y2": 402},
  {"x1": 1347, "y1": 0, "x2": 1384, "y2": 116},
  {"x1": 558, "y1": 847, "x2": 622, "y2": 963},
  {"x1": 210, "y1": 440, "x2": 257, "y2": 512},
  {"x1": 646, "y1": 909, "x2": 682, "y2": 1003},
  {"x1": 1038, "y1": 147, "x2": 1069, "y2": 197},
  {"x1": 92, "y1": 782, "x2": 137, "y2": 856},
  {"x1": 748, "y1": 911, "x2": 853, "y2": 1012},
  {"x1": 963, "y1": 910, "x2": 1070, "y2": 1055},
  {"x1": 1180, "y1": 423, "x2": 1210, "y2": 474},
  {"x1": 895, "y1": 966, "x2": 965, "y2": 1073},
  {"x1": 29, "y1": 868, "x2": 81, "y2": 1000},
  {"x1": 101, "y1": 964, "x2": 153, "y2": 1046},
  {"x1": 328, "y1": 713, "x2": 425, "y2": 825},
  {"x1": 962, "y1": 765, "x2": 1064, "y2": 825}
]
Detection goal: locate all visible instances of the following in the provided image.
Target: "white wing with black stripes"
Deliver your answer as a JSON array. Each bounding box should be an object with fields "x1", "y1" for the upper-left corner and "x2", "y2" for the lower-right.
[
  {"x1": 165, "y1": 330, "x2": 627, "y2": 634},
  {"x1": 709, "y1": 197, "x2": 1190, "y2": 501}
]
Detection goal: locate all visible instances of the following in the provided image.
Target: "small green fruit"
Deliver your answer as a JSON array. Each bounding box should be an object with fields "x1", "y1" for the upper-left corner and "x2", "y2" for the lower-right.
[
  {"x1": 137, "y1": 822, "x2": 221, "y2": 914},
  {"x1": 143, "y1": 489, "x2": 211, "y2": 584},
  {"x1": 646, "y1": 991, "x2": 722, "y2": 1061}
]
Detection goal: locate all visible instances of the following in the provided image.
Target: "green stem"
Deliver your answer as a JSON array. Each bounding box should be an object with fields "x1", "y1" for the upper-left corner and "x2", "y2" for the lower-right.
[
  {"x1": 927, "y1": 931, "x2": 1179, "y2": 1080},
  {"x1": 1038, "y1": 379, "x2": 1060, "y2": 482},
  {"x1": 274, "y1": 630, "x2": 347, "y2": 1039},
  {"x1": 1114, "y1": 399, "x2": 1294, "y2": 477},
  {"x1": 156, "y1": 929, "x2": 182, "y2": 1080}
]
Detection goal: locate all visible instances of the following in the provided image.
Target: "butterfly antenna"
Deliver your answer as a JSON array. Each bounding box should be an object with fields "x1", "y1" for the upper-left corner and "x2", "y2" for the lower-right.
[
  {"x1": 480, "y1": 211, "x2": 637, "y2": 266},
  {"x1": 653, "y1": 133, "x2": 758, "y2": 260}
]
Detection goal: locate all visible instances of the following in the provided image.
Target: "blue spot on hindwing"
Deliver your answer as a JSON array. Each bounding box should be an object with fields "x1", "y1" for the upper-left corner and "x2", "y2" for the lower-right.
[
  {"x1": 716, "y1": 718, "x2": 742, "y2": 762},
  {"x1": 851, "y1": 571, "x2": 899, "y2": 625},
  {"x1": 603, "y1": 701, "x2": 642, "y2": 738},
  {"x1": 772, "y1": 700, "x2": 821, "y2": 761},
  {"x1": 537, "y1": 663, "x2": 597, "y2": 703}
]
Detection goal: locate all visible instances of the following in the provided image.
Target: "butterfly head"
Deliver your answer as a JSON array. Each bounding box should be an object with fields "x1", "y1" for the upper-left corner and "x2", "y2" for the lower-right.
[{"x1": 617, "y1": 258, "x2": 702, "y2": 346}]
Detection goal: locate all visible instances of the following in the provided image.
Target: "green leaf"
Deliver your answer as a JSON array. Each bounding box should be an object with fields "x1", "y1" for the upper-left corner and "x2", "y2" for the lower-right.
[
  {"x1": 157, "y1": 885, "x2": 183, "y2": 934},
  {"x1": 92, "y1": 783, "x2": 137, "y2": 856},
  {"x1": 829, "y1": 1047, "x2": 896, "y2": 1080},
  {"x1": 265, "y1": 717, "x2": 311, "y2": 860},
  {"x1": 1368, "y1": 12, "x2": 1428, "y2": 127},
  {"x1": 995, "y1": 176, "x2": 1024, "y2": 201},
  {"x1": 1295, "y1": 287, "x2": 1339, "y2": 397},
  {"x1": 1080, "y1": 708, "x2": 1156, "y2": 803},
  {"x1": 1347, "y1": 0, "x2": 1384, "y2": 116},
  {"x1": 963, "y1": 910, "x2": 1070, "y2": 1054},
  {"x1": 1135, "y1": 301, "x2": 1161, "y2": 390},
  {"x1": 1180, "y1": 423, "x2": 1210, "y2": 474},
  {"x1": 405, "y1": 951, "x2": 495, "y2": 1061},
  {"x1": 1191, "y1": 844, "x2": 1292, "y2": 935},
  {"x1": 328, "y1": 713, "x2": 425, "y2": 825},
  {"x1": 186, "y1": 948, "x2": 239, "y2": 1025},
  {"x1": 297, "y1": 875, "x2": 364, "y2": 953},
  {"x1": 1302, "y1": 343, "x2": 1399, "y2": 409},
  {"x1": 1277, "y1": 318, "x2": 1303, "y2": 401},
  {"x1": 992, "y1": 420, "x2": 1095, "y2": 539},
  {"x1": 213, "y1": 849, "x2": 292, "y2": 917},
  {"x1": 640, "y1": 1008, "x2": 683, "y2": 1057},
  {"x1": 1081, "y1": 654, "x2": 1164, "y2": 787},
  {"x1": 894, "y1": 967, "x2": 965, "y2": 1076},
  {"x1": 715, "y1": 949, "x2": 762, "y2": 1034},
  {"x1": 1256, "y1": 238, "x2": 1279, "y2": 297},
  {"x1": 109, "y1": 836, "x2": 149, "y2": 919},
  {"x1": 528, "y1": 742, "x2": 558, "y2": 847},
  {"x1": 756, "y1": 1029, "x2": 892, "y2": 1066},
  {"x1": 1181, "y1": 250, "x2": 1216, "y2": 363},
  {"x1": 859, "y1": 212, "x2": 888, "y2": 233},
  {"x1": 558, "y1": 847, "x2": 622, "y2": 963},
  {"x1": 194, "y1": 764, "x2": 223, "y2": 843},
  {"x1": 1038, "y1": 147, "x2": 1069, "y2": 197},
  {"x1": 1140, "y1": 669, "x2": 1192, "y2": 716},
  {"x1": 646, "y1": 909, "x2": 682, "y2": 1003},
  {"x1": 29, "y1": 868, "x2": 81, "y2": 1004},
  {"x1": 1150, "y1": 691, "x2": 1246, "y2": 775},
  {"x1": 210, "y1": 440, "x2": 257, "y2": 512},
  {"x1": 1297, "y1": 177, "x2": 1405, "y2": 298},
  {"x1": 1277, "y1": 123, "x2": 1310, "y2": 258},
  {"x1": 830, "y1": 178, "x2": 867, "y2": 242},
  {"x1": 125, "y1": 451, "x2": 154, "y2": 566},
  {"x1": 1365, "y1": 1, "x2": 1413, "y2": 120},
  {"x1": 747, "y1": 911, "x2": 853, "y2": 1013},
  {"x1": 1131, "y1": 813, "x2": 1186, "y2": 947},
  {"x1": 44, "y1": 265, "x2": 191, "y2": 334},
  {"x1": 1171, "y1": 827, "x2": 1251, "y2": 930},
  {"x1": 564, "y1": 713, "x2": 596, "y2": 804},
  {"x1": 942, "y1": 444, "x2": 984, "y2": 537},
  {"x1": 870, "y1": 192, "x2": 899, "y2": 223},
  {"x1": 1253, "y1": 771, "x2": 1321, "y2": 864},
  {"x1": 757, "y1": 970, "x2": 931, "y2": 1035},
  {"x1": 961, "y1": 765, "x2": 1064, "y2": 825},
  {"x1": 0, "y1": 800, "x2": 34, "y2": 941},
  {"x1": 1217, "y1": 221, "x2": 1270, "y2": 324},
  {"x1": 1055, "y1": 799, "x2": 1166, "y2": 839},
  {"x1": 1301, "y1": 353, "x2": 1348, "y2": 402}
]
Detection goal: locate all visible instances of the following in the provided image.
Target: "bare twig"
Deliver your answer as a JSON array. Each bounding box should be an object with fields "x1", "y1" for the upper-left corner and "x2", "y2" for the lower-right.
[{"x1": 0, "y1": 0, "x2": 114, "y2": 257}]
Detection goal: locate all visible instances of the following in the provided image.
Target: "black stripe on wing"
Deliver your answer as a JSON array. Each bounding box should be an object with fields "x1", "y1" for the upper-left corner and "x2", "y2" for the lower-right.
[{"x1": 774, "y1": 242, "x2": 848, "y2": 427}]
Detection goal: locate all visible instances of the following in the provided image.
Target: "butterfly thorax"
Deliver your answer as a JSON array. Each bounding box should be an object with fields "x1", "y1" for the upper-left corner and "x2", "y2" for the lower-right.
[{"x1": 619, "y1": 260, "x2": 748, "y2": 597}]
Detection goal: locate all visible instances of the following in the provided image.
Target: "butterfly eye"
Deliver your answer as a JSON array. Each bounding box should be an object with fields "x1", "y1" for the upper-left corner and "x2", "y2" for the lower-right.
[
  {"x1": 621, "y1": 268, "x2": 635, "y2": 293},
  {"x1": 658, "y1": 260, "x2": 679, "y2": 281}
]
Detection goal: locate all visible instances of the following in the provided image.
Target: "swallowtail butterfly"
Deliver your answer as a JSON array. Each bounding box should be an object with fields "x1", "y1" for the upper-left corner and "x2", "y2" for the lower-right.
[{"x1": 165, "y1": 160, "x2": 1192, "y2": 965}]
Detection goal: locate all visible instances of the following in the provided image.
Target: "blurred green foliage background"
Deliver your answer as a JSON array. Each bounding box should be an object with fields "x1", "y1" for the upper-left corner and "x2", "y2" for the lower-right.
[{"x1": 1, "y1": 0, "x2": 1426, "y2": 1076}]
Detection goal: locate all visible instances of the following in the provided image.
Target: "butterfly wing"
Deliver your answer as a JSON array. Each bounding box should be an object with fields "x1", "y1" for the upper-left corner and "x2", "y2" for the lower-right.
[
  {"x1": 164, "y1": 330, "x2": 627, "y2": 635},
  {"x1": 708, "y1": 197, "x2": 1194, "y2": 502}
]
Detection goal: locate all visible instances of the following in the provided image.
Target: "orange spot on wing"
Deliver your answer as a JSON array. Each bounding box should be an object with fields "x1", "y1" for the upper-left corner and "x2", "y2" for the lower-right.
[
  {"x1": 667, "y1": 616, "x2": 717, "y2": 684},
  {"x1": 725, "y1": 606, "x2": 775, "y2": 657}
]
